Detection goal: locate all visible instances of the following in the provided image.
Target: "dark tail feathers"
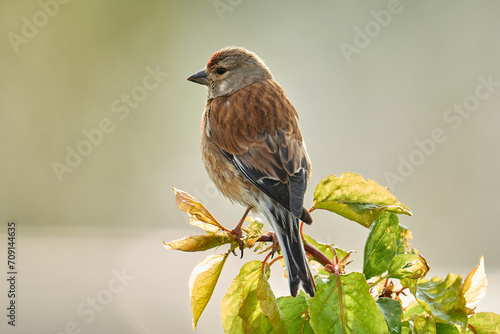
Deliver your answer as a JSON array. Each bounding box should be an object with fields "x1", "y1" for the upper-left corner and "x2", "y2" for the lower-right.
[{"x1": 266, "y1": 204, "x2": 316, "y2": 297}]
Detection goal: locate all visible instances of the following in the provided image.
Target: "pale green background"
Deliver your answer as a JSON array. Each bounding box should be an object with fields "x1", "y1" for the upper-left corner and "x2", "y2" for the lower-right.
[{"x1": 1, "y1": 1, "x2": 499, "y2": 333}]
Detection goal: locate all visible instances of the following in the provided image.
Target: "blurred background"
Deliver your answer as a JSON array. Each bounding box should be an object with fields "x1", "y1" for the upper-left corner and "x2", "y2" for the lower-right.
[{"x1": 1, "y1": 1, "x2": 499, "y2": 333}]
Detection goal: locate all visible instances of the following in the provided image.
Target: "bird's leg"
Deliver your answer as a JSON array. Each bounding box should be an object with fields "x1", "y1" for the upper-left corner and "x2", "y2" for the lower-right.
[
  {"x1": 230, "y1": 207, "x2": 251, "y2": 258},
  {"x1": 231, "y1": 207, "x2": 251, "y2": 238}
]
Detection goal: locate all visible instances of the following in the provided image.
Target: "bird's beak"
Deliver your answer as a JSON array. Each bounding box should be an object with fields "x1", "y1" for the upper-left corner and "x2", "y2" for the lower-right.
[{"x1": 187, "y1": 68, "x2": 210, "y2": 86}]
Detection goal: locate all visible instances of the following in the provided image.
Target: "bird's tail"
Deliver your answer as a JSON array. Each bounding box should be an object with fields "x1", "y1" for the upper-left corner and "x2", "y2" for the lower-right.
[{"x1": 263, "y1": 203, "x2": 316, "y2": 297}]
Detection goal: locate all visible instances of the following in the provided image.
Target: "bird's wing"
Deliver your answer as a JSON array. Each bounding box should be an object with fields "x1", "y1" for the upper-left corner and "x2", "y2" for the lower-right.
[{"x1": 207, "y1": 80, "x2": 311, "y2": 222}]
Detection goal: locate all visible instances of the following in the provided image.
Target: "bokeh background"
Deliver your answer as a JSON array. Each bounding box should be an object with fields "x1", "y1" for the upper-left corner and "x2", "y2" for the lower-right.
[{"x1": 1, "y1": 1, "x2": 500, "y2": 333}]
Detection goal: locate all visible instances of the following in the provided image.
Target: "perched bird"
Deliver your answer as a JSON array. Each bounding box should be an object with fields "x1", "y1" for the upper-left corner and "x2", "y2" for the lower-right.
[{"x1": 187, "y1": 47, "x2": 315, "y2": 297}]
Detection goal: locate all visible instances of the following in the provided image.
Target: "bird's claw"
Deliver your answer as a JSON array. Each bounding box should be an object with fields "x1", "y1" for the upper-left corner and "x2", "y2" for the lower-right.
[
  {"x1": 230, "y1": 225, "x2": 245, "y2": 258},
  {"x1": 229, "y1": 207, "x2": 251, "y2": 258},
  {"x1": 268, "y1": 232, "x2": 279, "y2": 258}
]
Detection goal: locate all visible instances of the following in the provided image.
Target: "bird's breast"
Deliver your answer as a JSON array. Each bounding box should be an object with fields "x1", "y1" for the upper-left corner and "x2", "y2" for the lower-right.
[{"x1": 200, "y1": 128, "x2": 258, "y2": 208}]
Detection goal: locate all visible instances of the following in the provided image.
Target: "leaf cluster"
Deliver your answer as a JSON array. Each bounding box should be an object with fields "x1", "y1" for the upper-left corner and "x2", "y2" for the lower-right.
[{"x1": 166, "y1": 172, "x2": 499, "y2": 333}]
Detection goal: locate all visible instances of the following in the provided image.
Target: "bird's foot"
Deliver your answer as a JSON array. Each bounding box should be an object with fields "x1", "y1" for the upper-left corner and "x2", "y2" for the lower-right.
[
  {"x1": 230, "y1": 207, "x2": 251, "y2": 258},
  {"x1": 268, "y1": 232, "x2": 279, "y2": 258}
]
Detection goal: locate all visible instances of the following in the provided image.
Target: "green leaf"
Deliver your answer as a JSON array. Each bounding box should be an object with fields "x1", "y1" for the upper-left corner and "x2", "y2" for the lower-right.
[
  {"x1": 412, "y1": 318, "x2": 460, "y2": 334},
  {"x1": 376, "y1": 297, "x2": 402, "y2": 334},
  {"x1": 436, "y1": 322, "x2": 460, "y2": 334},
  {"x1": 401, "y1": 321, "x2": 411, "y2": 334},
  {"x1": 278, "y1": 293, "x2": 314, "y2": 334},
  {"x1": 221, "y1": 261, "x2": 275, "y2": 334},
  {"x1": 388, "y1": 253, "x2": 429, "y2": 280},
  {"x1": 163, "y1": 233, "x2": 233, "y2": 252},
  {"x1": 238, "y1": 279, "x2": 275, "y2": 334},
  {"x1": 308, "y1": 272, "x2": 388, "y2": 333},
  {"x1": 221, "y1": 261, "x2": 258, "y2": 334},
  {"x1": 404, "y1": 300, "x2": 426, "y2": 318},
  {"x1": 409, "y1": 312, "x2": 460, "y2": 333},
  {"x1": 413, "y1": 314, "x2": 437, "y2": 334},
  {"x1": 400, "y1": 278, "x2": 418, "y2": 296},
  {"x1": 313, "y1": 172, "x2": 411, "y2": 228},
  {"x1": 363, "y1": 212, "x2": 399, "y2": 279},
  {"x1": 257, "y1": 270, "x2": 287, "y2": 334},
  {"x1": 189, "y1": 253, "x2": 229, "y2": 330},
  {"x1": 396, "y1": 224, "x2": 415, "y2": 255},
  {"x1": 468, "y1": 312, "x2": 500, "y2": 333},
  {"x1": 416, "y1": 274, "x2": 467, "y2": 330},
  {"x1": 304, "y1": 234, "x2": 348, "y2": 275},
  {"x1": 304, "y1": 234, "x2": 348, "y2": 261}
]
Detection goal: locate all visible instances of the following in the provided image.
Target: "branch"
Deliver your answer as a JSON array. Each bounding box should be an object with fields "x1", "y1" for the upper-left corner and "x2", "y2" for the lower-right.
[
  {"x1": 257, "y1": 234, "x2": 331, "y2": 267},
  {"x1": 305, "y1": 242, "x2": 331, "y2": 267}
]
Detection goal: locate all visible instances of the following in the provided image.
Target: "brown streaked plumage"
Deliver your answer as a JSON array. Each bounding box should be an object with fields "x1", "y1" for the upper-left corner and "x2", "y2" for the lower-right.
[{"x1": 188, "y1": 47, "x2": 315, "y2": 297}]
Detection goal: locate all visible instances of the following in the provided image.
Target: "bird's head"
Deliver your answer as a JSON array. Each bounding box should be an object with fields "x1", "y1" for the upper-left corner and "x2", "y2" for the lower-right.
[{"x1": 188, "y1": 47, "x2": 273, "y2": 98}]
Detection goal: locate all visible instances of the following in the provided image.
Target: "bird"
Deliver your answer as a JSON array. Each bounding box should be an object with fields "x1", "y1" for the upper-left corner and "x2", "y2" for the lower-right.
[{"x1": 187, "y1": 47, "x2": 316, "y2": 297}]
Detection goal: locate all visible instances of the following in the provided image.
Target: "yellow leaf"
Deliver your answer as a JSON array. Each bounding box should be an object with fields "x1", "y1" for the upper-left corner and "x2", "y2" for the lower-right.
[
  {"x1": 463, "y1": 256, "x2": 488, "y2": 308},
  {"x1": 189, "y1": 219, "x2": 222, "y2": 233},
  {"x1": 189, "y1": 253, "x2": 229, "y2": 330},
  {"x1": 163, "y1": 234, "x2": 232, "y2": 252},
  {"x1": 313, "y1": 172, "x2": 411, "y2": 227},
  {"x1": 173, "y1": 187, "x2": 226, "y2": 232}
]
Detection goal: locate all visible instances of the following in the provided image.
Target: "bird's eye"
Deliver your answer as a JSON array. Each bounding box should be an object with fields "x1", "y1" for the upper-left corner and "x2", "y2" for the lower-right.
[{"x1": 216, "y1": 67, "x2": 227, "y2": 75}]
